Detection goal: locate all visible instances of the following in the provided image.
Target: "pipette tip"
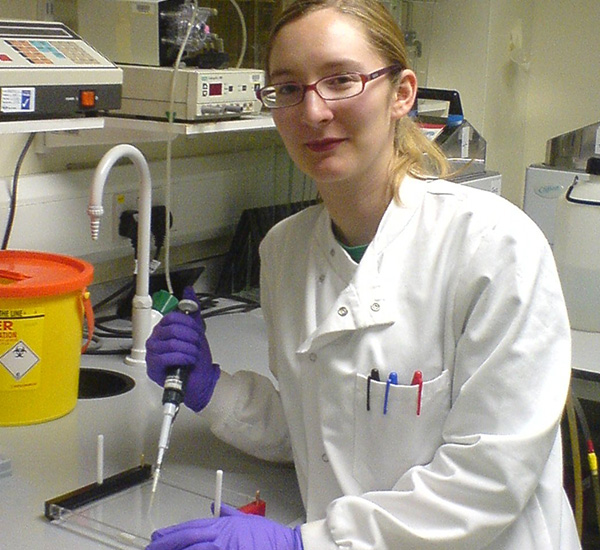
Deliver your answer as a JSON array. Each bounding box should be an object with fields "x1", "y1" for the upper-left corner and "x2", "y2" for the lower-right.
[{"x1": 151, "y1": 467, "x2": 161, "y2": 494}]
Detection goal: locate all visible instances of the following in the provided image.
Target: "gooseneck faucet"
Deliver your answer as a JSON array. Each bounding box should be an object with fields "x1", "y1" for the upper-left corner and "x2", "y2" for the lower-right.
[{"x1": 88, "y1": 144, "x2": 153, "y2": 366}]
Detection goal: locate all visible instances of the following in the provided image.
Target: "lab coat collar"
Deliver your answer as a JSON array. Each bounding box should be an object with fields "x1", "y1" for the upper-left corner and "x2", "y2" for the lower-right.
[
  {"x1": 369, "y1": 175, "x2": 428, "y2": 256},
  {"x1": 297, "y1": 178, "x2": 426, "y2": 354}
]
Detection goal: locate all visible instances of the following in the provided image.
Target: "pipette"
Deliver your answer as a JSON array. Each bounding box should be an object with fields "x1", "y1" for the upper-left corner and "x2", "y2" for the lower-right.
[{"x1": 151, "y1": 298, "x2": 199, "y2": 493}]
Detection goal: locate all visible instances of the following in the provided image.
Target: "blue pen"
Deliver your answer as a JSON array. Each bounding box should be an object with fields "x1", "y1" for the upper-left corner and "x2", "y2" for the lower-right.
[{"x1": 383, "y1": 371, "x2": 398, "y2": 415}]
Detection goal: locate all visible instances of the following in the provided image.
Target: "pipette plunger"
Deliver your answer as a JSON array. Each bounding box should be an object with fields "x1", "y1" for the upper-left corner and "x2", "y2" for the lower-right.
[{"x1": 151, "y1": 298, "x2": 199, "y2": 493}]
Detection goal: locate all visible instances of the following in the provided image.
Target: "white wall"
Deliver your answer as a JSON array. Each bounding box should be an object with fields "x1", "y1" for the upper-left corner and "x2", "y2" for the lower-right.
[
  {"x1": 525, "y1": 0, "x2": 600, "y2": 168},
  {"x1": 411, "y1": 0, "x2": 532, "y2": 205}
]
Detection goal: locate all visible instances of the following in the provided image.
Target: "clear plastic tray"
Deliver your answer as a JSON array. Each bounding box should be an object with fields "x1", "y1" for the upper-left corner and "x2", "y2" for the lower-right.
[{"x1": 46, "y1": 471, "x2": 252, "y2": 549}]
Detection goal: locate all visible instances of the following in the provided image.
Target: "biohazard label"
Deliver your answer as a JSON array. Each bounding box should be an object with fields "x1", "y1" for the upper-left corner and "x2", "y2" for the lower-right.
[
  {"x1": 0, "y1": 309, "x2": 43, "y2": 391},
  {"x1": 0, "y1": 340, "x2": 39, "y2": 380}
]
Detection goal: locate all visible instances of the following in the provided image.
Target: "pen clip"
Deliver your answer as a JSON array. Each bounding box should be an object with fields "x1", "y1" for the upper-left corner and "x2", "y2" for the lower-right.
[
  {"x1": 411, "y1": 370, "x2": 423, "y2": 416},
  {"x1": 383, "y1": 371, "x2": 398, "y2": 415},
  {"x1": 366, "y1": 368, "x2": 380, "y2": 411}
]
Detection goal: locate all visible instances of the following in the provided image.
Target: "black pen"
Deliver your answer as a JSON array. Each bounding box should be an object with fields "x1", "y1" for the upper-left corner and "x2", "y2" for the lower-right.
[{"x1": 366, "y1": 368, "x2": 380, "y2": 411}]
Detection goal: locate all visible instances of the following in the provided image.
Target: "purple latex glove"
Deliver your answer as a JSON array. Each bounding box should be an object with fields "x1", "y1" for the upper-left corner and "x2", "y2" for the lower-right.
[
  {"x1": 146, "y1": 503, "x2": 303, "y2": 550},
  {"x1": 146, "y1": 286, "x2": 220, "y2": 412}
]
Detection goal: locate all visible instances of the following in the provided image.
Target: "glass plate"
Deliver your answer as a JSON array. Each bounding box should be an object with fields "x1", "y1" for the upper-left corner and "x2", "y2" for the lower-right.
[{"x1": 46, "y1": 472, "x2": 252, "y2": 549}]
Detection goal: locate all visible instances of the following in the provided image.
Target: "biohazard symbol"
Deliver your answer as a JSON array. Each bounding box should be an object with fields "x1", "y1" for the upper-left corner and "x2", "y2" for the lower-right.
[{"x1": 0, "y1": 340, "x2": 40, "y2": 381}]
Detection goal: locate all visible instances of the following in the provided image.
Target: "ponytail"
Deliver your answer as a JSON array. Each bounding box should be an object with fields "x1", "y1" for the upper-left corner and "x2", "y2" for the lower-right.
[{"x1": 390, "y1": 116, "x2": 451, "y2": 200}]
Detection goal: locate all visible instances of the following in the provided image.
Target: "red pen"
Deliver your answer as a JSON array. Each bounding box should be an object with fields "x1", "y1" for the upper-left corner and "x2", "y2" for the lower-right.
[{"x1": 411, "y1": 371, "x2": 423, "y2": 416}]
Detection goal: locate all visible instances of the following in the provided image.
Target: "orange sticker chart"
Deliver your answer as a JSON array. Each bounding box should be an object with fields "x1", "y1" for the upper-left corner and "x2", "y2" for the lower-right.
[{"x1": 6, "y1": 39, "x2": 100, "y2": 65}]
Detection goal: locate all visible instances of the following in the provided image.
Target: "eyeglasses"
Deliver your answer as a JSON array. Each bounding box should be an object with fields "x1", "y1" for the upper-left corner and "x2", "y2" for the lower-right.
[{"x1": 256, "y1": 64, "x2": 403, "y2": 109}]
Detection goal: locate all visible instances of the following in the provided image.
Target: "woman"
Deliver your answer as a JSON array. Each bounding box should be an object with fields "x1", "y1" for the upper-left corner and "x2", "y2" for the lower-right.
[{"x1": 145, "y1": 0, "x2": 580, "y2": 548}]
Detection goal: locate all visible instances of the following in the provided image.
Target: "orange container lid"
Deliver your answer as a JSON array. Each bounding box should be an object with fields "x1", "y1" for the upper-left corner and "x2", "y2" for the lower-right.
[{"x1": 0, "y1": 250, "x2": 93, "y2": 298}]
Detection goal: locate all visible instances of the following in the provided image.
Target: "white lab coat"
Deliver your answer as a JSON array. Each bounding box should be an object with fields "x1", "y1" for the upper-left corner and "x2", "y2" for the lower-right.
[{"x1": 204, "y1": 177, "x2": 581, "y2": 549}]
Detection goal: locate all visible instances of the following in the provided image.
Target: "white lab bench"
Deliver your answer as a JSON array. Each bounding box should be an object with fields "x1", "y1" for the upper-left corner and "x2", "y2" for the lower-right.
[{"x1": 0, "y1": 307, "x2": 304, "y2": 549}]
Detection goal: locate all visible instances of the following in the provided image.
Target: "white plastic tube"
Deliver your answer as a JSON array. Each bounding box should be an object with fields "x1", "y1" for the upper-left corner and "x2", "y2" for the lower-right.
[
  {"x1": 214, "y1": 469, "x2": 223, "y2": 517},
  {"x1": 96, "y1": 434, "x2": 104, "y2": 485}
]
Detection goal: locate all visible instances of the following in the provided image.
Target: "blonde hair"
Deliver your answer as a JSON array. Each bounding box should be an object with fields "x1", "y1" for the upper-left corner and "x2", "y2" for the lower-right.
[{"x1": 266, "y1": 0, "x2": 450, "y2": 199}]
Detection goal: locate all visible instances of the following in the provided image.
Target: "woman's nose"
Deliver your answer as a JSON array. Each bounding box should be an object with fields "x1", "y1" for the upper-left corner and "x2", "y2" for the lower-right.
[{"x1": 300, "y1": 89, "x2": 334, "y2": 126}]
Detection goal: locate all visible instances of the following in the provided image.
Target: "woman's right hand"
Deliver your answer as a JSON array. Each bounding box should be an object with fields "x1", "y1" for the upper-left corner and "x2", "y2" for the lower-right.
[{"x1": 146, "y1": 286, "x2": 220, "y2": 412}]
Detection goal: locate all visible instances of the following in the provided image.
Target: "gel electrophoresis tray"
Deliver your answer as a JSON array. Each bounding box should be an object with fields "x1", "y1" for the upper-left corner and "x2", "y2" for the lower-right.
[{"x1": 45, "y1": 465, "x2": 251, "y2": 549}]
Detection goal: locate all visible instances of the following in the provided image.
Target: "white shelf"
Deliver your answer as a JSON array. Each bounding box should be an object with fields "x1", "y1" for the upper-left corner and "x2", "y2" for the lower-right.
[
  {"x1": 105, "y1": 113, "x2": 275, "y2": 135},
  {"x1": 34, "y1": 113, "x2": 276, "y2": 151},
  {"x1": 0, "y1": 116, "x2": 105, "y2": 135}
]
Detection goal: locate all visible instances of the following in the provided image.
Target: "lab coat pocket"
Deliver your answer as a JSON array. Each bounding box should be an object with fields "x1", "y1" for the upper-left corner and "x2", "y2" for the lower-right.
[{"x1": 353, "y1": 369, "x2": 451, "y2": 490}]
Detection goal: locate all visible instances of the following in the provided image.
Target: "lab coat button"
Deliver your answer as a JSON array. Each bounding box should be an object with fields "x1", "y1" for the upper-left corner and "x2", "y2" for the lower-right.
[
  {"x1": 330, "y1": 248, "x2": 335, "y2": 257},
  {"x1": 322, "y1": 453, "x2": 329, "y2": 463},
  {"x1": 371, "y1": 302, "x2": 380, "y2": 312},
  {"x1": 337, "y1": 306, "x2": 348, "y2": 317},
  {"x1": 318, "y1": 274, "x2": 325, "y2": 283},
  {"x1": 309, "y1": 353, "x2": 317, "y2": 362}
]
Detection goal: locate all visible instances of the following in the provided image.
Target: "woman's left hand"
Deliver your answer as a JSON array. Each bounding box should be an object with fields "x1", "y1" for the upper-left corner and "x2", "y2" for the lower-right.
[{"x1": 146, "y1": 504, "x2": 303, "y2": 550}]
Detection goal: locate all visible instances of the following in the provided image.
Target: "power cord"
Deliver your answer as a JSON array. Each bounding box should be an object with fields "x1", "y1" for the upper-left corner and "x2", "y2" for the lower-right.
[
  {"x1": 2, "y1": 132, "x2": 36, "y2": 249},
  {"x1": 572, "y1": 392, "x2": 600, "y2": 538},
  {"x1": 162, "y1": 0, "x2": 248, "y2": 294},
  {"x1": 566, "y1": 388, "x2": 600, "y2": 542}
]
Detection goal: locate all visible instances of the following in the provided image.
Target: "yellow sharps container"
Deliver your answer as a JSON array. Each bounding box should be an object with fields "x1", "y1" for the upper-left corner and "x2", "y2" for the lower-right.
[{"x1": 0, "y1": 250, "x2": 94, "y2": 425}]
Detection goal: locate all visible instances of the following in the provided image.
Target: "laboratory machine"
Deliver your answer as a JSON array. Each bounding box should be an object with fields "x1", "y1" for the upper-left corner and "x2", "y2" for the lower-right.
[
  {"x1": 77, "y1": 0, "x2": 265, "y2": 121},
  {"x1": 553, "y1": 156, "x2": 600, "y2": 333},
  {"x1": 524, "y1": 121, "x2": 600, "y2": 246},
  {"x1": 116, "y1": 65, "x2": 265, "y2": 121},
  {"x1": 78, "y1": 0, "x2": 226, "y2": 68},
  {"x1": 0, "y1": 20, "x2": 122, "y2": 120},
  {"x1": 415, "y1": 88, "x2": 501, "y2": 195}
]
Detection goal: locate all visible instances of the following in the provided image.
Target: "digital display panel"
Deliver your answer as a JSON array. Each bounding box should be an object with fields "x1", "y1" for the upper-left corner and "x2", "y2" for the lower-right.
[{"x1": 209, "y1": 83, "x2": 223, "y2": 96}]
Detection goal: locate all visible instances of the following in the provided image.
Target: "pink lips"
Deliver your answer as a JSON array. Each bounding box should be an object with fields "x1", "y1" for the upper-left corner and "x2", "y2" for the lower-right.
[{"x1": 305, "y1": 138, "x2": 345, "y2": 152}]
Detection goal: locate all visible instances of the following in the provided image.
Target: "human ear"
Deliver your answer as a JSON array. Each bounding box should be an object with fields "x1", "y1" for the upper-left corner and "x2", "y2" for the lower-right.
[{"x1": 391, "y1": 69, "x2": 417, "y2": 120}]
